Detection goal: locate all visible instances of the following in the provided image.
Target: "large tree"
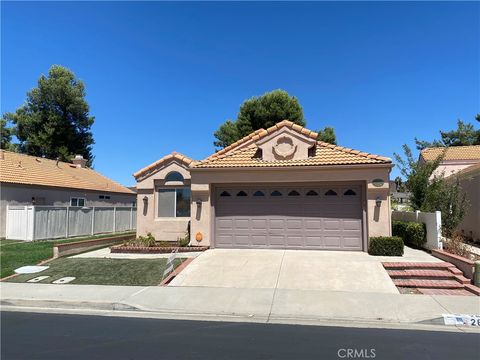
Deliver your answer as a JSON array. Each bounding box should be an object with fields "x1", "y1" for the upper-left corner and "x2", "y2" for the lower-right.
[
  {"x1": 415, "y1": 118, "x2": 480, "y2": 150},
  {"x1": 2, "y1": 65, "x2": 95, "y2": 165},
  {"x1": 1, "y1": 118, "x2": 14, "y2": 150},
  {"x1": 214, "y1": 89, "x2": 337, "y2": 148}
]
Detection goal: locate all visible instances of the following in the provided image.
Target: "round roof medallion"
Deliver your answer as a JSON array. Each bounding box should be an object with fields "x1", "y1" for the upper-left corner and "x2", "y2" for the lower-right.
[{"x1": 272, "y1": 136, "x2": 297, "y2": 160}]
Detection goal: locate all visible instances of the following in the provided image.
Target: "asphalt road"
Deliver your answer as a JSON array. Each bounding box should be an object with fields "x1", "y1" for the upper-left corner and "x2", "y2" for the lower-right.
[{"x1": 1, "y1": 311, "x2": 479, "y2": 360}]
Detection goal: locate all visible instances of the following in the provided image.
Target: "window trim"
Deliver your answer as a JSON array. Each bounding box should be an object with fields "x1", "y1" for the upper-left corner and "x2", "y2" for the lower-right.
[
  {"x1": 70, "y1": 197, "x2": 86, "y2": 207},
  {"x1": 157, "y1": 187, "x2": 191, "y2": 218}
]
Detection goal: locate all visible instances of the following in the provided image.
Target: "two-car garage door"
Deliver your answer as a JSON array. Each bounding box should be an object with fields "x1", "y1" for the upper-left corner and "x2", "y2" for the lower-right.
[{"x1": 214, "y1": 184, "x2": 364, "y2": 250}]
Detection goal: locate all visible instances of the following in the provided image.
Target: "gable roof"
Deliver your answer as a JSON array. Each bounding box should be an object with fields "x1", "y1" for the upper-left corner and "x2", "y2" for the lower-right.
[
  {"x1": 0, "y1": 150, "x2": 134, "y2": 194},
  {"x1": 133, "y1": 152, "x2": 196, "y2": 180},
  {"x1": 195, "y1": 140, "x2": 391, "y2": 168},
  {"x1": 205, "y1": 120, "x2": 318, "y2": 161},
  {"x1": 420, "y1": 145, "x2": 480, "y2": 162}
]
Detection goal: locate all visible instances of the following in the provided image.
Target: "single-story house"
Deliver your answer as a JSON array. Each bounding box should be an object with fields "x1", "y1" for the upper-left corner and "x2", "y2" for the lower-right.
[
  {"x1": 420, "y1": 145, "x2": 480, "y2": 241},
  {"x1": 0, "y1": 150, "x2": 136, "y2": 238},
  {"x1": 420, "y1": 145, "x2": 480, "y2": 178},
  {"x1": 134, "y1": 120, "x2": 393, "y2": 251}
]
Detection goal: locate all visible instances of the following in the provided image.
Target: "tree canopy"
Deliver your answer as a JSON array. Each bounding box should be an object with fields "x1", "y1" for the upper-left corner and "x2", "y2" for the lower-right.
[
  {"x1": 2, "y1": 65, "x2": 95, "y2": 165},
  {"x1": 415, "y1": 118, "x2": 480, "y2": 150},
  {"x1": 213, "y1": 89, "x2": 337, "y2": 148}
]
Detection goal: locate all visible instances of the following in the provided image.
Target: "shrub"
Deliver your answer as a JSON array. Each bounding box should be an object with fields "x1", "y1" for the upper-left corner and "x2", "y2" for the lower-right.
[
  {"x1": 392, "y1": 220, "x2": 426, "y2": 248},
  {"x1": 178, "y1": 234, "x2": 190, "y2": 247},
  {"x1": 443, "y1": 233, "x2": 473, "y2": 260},
  {"x1": 368, "y1": 236, "x2": 404, "y2": 256}
]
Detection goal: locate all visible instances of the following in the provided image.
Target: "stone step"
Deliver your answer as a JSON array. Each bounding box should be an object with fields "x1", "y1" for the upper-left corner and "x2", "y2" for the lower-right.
[
  {"x1": 387, "y1": 269, "x2": 455, "y2": 279},
  {"x1": 393, "y1": 279, "x2": 464, "y2": 289},
  {"x1": 383, "y1": 262, "x2": 453, "y2": 270},
  {"x1": 418, "y1": 288, "x2": 474, "y2": 296}
]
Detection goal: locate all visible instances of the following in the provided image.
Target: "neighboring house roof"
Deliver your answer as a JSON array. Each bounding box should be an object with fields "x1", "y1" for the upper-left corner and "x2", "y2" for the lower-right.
[
  {"x1": 0, "y1": 150, "x2": 135, "y2": 194},
  {"x1": 195, "y1": 141, "x2": 391, "y2": 168},
  {"x1": 133, "y1": 152, "x2": 196, "y2": 179},
  {"x1": 420, "y1": 145, "x2": 480, "y2": 162}
]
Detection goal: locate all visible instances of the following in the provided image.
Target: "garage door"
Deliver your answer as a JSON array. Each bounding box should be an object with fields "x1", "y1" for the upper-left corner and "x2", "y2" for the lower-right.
[{"x1": 215, "y1": 184, "x2": 363, "y2": 250}]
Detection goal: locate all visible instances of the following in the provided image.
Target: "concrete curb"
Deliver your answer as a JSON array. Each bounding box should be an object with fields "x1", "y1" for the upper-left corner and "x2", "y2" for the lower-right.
[{"x1": 2, "y1": 298, "x2": 479, "y2": 334}]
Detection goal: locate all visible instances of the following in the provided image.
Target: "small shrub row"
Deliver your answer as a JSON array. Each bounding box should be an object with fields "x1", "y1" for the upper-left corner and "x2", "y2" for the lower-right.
[
  {"x1": 125, "y1": 232, "x2": 156, "y2": 247},
  {"x1": 368, "y1": 236, "x2": 404, "y2": 256},
  {"x1": 392, "y1": 220, "x2": 426, "y2": 248}
]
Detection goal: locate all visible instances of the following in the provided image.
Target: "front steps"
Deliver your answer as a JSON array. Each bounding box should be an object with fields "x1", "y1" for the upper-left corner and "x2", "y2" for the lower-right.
[{"x1": 383, "y1": 262, "x2": 480, "y2": 296}]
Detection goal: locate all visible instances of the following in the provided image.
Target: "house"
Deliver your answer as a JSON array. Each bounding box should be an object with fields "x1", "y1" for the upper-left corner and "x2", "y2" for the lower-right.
[
  {"x1": 389, "y1": 180, "x2": 410, "y2": 210},
  {"x1": 420, "y1": 145, "x2": 480, "y2": 242},
  {"x1": 0, "y1": 150, "x2": 136, "y2": 238},
  {"x1": 420, "y1": 145, "x2": 480, "y2": 178},
  {"x1": 133, "y1": 120, "x2": 393, "y2": 251}
]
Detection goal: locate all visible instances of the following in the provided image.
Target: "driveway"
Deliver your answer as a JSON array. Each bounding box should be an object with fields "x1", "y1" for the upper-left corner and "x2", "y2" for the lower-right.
[{"x1": 169, "y1": 247, "x2": 441, "y2": 294}]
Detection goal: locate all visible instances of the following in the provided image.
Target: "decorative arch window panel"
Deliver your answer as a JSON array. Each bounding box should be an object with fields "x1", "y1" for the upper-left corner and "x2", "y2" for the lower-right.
[
  {"x1": 165, "y1": 171, "x2": 184, "y2": 182},
  {"x1": 157, "y1": 188, "x2": 191, "y2": 217}
]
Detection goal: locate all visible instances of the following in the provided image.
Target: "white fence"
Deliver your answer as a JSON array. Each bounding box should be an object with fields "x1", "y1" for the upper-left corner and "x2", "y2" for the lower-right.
[
  {"x1": 6, "y1": 205, "x2": 137, "y2": 241},
  {"x1": 391, "y1": 210, "x2": 443, "y2": 250}
]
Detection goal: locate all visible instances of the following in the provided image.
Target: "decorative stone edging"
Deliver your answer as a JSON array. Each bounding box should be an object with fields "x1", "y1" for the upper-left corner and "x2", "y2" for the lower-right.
[{"x1": 111, "y1": 245, "x2": 209, "y2": 254}]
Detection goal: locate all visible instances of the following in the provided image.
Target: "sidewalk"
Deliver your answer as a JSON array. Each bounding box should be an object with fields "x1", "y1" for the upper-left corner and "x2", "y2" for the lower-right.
[{"x1": 1, "y1": 282, "x2": 479, "y2": 331}]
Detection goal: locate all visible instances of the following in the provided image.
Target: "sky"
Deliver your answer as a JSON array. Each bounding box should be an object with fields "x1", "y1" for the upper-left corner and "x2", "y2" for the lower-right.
[{"x1": 2, "y1": 1, "x2": 479, "y2": 186}]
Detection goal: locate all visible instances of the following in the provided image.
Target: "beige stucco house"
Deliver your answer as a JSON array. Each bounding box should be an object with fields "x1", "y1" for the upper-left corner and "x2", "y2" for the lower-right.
[
  {"x1": 134, "y1": 121, "x2": 393, "y2": 252},
  {"x1": 420, "y1": 145, "x2": 480, "y2": 242},
  {"x1": 0, "y1": 150, "x2": 136, "y2": 238}
]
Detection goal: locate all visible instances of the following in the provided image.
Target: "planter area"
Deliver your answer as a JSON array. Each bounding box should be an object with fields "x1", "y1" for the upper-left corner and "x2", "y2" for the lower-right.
[
  {"x1": 111, "y1": 244, "x2": 209, "y2": 254},
  {"x1": 431, "y1": 249, "x2": 475, "y2": 280}
]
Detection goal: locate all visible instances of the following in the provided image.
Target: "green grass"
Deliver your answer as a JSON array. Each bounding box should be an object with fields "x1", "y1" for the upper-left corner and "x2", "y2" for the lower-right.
[
  {"x1": 0, "y1": 232, "x2": 134, "y2": 278},
  {"x1": 7, "y1": 257, "x2": 182, "y2": 286}
]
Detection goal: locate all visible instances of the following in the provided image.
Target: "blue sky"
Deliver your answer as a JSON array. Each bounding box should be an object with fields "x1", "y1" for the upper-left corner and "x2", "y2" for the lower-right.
[{"x1": 2, "y1": 1, "x2": 479, "y2": 186}]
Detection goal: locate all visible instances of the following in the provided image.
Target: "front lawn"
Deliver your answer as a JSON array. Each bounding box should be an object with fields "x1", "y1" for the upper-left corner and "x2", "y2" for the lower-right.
[
  {"x1": 7, "y1": 258, "x2": 182, "y2": 286},
  {"x1": 0, "y1": 232, "x2": 134, "y2": 278}
]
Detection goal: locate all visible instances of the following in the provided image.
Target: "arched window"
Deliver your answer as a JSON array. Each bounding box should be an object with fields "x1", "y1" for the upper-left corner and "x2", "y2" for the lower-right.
[
  {"x1": 236, "y1": 191, "x2": 248, "y2": 197},
  {"x1": 165, "y1": 171, "x2": 184, "y2": 182},
  {"x1": 288, "y1": 190, "x2": 300, "y2": 196},
  {"x1": 306, "y1": 190, "x2": 318, "y2": 196},
  {"x1": 325, "y1": 189, "x2": 337, "y2": 196},
  {"x1": 220, "y1": 191, "x2": 231, "y2": 197},
  {"x1": 253, "y1": 191, "x2": 265, "y2": 197},
  {"x1": 270, "y1": 190, "x2": 282, "y2": 197},
  {"x1": 344, "y1": 189, "x2": 356, "y2": 196}
]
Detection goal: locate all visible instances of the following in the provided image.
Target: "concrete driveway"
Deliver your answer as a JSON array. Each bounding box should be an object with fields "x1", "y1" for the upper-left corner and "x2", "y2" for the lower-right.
[{"x1": 169, "y1": 247, "x2": 441, "y2": 294}]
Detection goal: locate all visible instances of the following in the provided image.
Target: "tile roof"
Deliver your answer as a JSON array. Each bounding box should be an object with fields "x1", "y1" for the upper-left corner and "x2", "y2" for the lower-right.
[
  {"x1": 205, "y1": 120, "x2": 318, "y2": 161},
  {"x1": 420, "y1": 145, "x2": 480, "y2": 161},
  {"x1": 0, "y1": 150, "x2": 135, "y2": 194},
  {"x1": 194, "y1": 141, "x2": 392, "y2": 168},
  {"x1": 133, "y1": 152, "x2": 196, "y2": 179}
]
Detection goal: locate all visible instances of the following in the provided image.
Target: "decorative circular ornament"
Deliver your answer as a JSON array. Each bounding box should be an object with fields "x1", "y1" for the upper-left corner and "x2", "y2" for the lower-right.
[
  {"x1": 272, "y1": 136, "x2": 297, "y2": 159},
  {"x1": 195, "y1": 232, "x2": 203, "y2": 242},
  {"x1": 372, "y1": 179, "x2": 385, "y2": 187}
]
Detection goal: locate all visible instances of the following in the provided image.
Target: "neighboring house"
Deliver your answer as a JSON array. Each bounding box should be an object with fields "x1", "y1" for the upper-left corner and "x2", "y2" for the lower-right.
[
  {"x1": 0, "y1": 150, "x2": 136, "y2": 238},
  {"x1": 134, "y1": 120, "x2": 393, "y2": 252},
  {"x1": 420, "y1": 145, "x2": 480, "y2": 178},
  {"x1": 446, "y1": 163, "x2": 480, "y2": 242},
  {"x1": 389, "y1": 180, "x2": 410, "y2": 209},
  {"x1": 420, "y1": 145, "x2": 480, "y2": 242}
]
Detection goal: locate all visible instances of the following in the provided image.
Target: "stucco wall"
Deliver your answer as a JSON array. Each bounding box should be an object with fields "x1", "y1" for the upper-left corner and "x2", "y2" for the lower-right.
[
  {"x1": 135, "y1": 161, "x2": 191, "y2": 241},
  {"x1": 0, "y1": 183, "x2": 136, "y2": 238},
  {"x1": 189, "y1": 165, "x2": 392, "y2": 250},
  {"x1": 457, "y1": 172, "x2": 480, "y2": 242},
  {"x1": 431, "y1": 161, "x2": 478, "y2": 178}
]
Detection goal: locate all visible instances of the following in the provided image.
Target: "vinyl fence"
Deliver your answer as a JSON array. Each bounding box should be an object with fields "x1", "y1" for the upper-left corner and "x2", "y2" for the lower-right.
[
  {"x1": 391, "y1": 210, "x2": 443, "y2": 250},
  {"x1": 6, "y1": 205, "x2": 137, "y2": 241}
]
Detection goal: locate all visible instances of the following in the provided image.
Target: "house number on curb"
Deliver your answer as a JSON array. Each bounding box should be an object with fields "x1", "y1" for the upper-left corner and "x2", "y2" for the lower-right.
[{"x1": 443, "y1": 314, "x2": 480, "y2": 326}]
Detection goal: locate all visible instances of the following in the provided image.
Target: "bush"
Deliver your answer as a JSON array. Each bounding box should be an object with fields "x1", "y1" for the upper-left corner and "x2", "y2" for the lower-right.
[
  {"x1": 178, "y1": 234, "x2": 190, "y2": 247},
  {"x1": 392, "y1": 220, "x2": 426, "y2": 248},
  {"x1": 368, "y1": 236, "x2": 404, "y2": 256}
]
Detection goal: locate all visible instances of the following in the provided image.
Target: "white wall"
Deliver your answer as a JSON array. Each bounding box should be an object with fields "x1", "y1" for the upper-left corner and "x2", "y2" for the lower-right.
[{"x1": 392, "y1": 210, "x2": 443, "y2": 250}]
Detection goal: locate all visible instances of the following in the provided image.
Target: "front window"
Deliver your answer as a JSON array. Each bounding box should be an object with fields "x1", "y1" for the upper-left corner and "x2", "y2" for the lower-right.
[
  {"x1": 157, "y1": 188, "x2": 191, "y2": 217},
  {"x1": 70, "y1": 197, "x2": 86, "y2": 207}
]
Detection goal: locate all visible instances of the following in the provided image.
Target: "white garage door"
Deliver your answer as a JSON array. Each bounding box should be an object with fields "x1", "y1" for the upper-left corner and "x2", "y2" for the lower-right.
[{"x1": 215, "y1": 184, "x2": 363, "y2": 250}]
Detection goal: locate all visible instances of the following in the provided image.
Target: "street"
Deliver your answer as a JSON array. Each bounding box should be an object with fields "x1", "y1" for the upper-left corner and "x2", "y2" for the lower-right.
[{"x1": 1, "y1": 311, "x2": 479, "y2": 360}]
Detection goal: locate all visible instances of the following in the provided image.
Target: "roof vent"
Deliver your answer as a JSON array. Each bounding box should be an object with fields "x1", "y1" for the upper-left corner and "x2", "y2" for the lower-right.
[{"x1": 72, "y1": 155, "x2": 87, "y2": 168}]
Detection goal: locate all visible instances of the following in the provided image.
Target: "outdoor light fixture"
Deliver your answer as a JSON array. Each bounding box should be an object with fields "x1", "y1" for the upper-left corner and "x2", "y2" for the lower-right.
[
  {"x1": 196, "y1": 199, "x2": 202, "y2": 207},
  {"x1": 143, "y1": 196, "x2": 148, "y2": 204},
  {"x1": 375, "y1": 196, "x2": 382, "y2": 207}
]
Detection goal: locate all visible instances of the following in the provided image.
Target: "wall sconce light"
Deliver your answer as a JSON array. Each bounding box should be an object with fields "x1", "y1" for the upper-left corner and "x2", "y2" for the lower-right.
[
  {"x1": 375, "y1": 196, "x2": 382, "y2": 207},
  {"x1": 143, "y1": 196, "x2": 148, "y2": 204},
  {"x1": 196, "y1": 199, "x2": 202, "y2": 207}
]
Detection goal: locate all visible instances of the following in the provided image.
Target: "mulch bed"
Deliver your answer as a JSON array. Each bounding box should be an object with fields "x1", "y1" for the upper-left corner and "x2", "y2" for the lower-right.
[{"x1": 111, "y1": 244, "x2": 209, "y2": 254}]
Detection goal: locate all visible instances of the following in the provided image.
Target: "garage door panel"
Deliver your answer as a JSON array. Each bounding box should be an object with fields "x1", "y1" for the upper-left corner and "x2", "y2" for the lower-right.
[{"x1": 215, "y1": 185, "x2": 363, "y2": 250}]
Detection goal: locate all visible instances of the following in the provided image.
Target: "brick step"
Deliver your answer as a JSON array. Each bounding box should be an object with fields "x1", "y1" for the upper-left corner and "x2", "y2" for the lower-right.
[
  {"x1": 393, "y1": 279, "x2": 464, "y2": 289},
  {"x1": 464, "y1": 284, "x2": 480, "y2": 296},
  {"x1": 418, "y1": 288, "x2": 474, "y2": 296},
  {"x1": 383, "y1": 262, "x2": 453, "y2": 270},
  {"x1": 387, "y1": 270, "x2": 471, "y2": 284}
]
